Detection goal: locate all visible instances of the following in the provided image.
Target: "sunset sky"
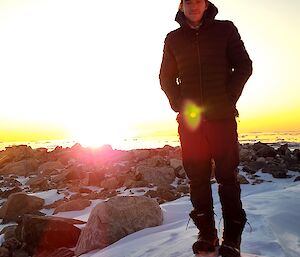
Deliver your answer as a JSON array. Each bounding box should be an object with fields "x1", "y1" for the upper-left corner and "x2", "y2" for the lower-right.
[{"x1": 0, "y1": 0, "x2": 299, "y2": 146}]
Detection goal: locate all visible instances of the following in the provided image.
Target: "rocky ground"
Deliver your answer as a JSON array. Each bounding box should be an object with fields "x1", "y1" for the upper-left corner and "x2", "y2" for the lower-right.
[{"x1": 0, "y1": 142, "x2": 299, "y2": 257}]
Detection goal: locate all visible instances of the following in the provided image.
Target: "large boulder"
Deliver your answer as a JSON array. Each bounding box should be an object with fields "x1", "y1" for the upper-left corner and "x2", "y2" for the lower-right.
[
  {"x1": 135, "y1": 165, "x2": 175, "y2": 186},
  {"x1": 239, "y1": 147, "x2": 256, "y2": 162},
  {"x1": 15, "y1": 215, "x2": 84, "y2": 255},
  {"x1": 293, "y1": 149, "x2": 300, "y2": 161},
  {"x1": 262, "y1": 164, "x2": 288, "y2": 178},
  {"x1": 242, "y1": 161, "x2": 266, "y2": 174},
  {"x1": 100, "y1": 177, "x2": 120, "y2": 190},
  {"x1": 253, "y1": 142, "x2": 277, "y2": 158},
  {"x1": 37, "y1": 161, "x2": 64, "y2": 175},
  {"x1": 26, "y1": 176, "x2": 49, "y2": 191},
  {"x1": 0, "y1": 159, "x2": 39, "y2": 176},
  {"x1": 0, "y1": 145, "x2": 34, "y2": 165},
  {"x1": 75, "y1": 195, "x2": 163, "y2": 256},
  {"x1": 0, "y1": 193, "x2": 44, "y2": 223}
]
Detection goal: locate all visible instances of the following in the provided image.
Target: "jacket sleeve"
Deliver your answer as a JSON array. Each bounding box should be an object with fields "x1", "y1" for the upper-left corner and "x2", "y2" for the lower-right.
[
  {"x1": 159, "y1": 35, "x2": 182, "y2": 112},
  {"x1": 227, "y1": 22, "x2": 253, "y2": 104}
]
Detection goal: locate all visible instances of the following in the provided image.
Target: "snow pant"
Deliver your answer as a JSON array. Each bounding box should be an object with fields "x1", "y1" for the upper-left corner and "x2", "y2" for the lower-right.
[{"x1": 177, "y1": 114, "x2": 246, "y2": 224}]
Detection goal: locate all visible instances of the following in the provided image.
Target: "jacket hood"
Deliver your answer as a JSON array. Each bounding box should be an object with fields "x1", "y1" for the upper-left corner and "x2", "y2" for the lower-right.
[{"x1": 175, "y1": 1, "x2": 218, "y2": 27}]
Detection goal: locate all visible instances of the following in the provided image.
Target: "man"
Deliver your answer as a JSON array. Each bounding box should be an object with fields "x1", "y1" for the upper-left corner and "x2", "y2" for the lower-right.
[{"x1": 159, "y1": 1, "x2": 252, "y2": 257}]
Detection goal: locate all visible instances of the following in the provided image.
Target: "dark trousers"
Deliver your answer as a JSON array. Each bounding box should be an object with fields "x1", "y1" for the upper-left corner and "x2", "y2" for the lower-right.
[{"x1": 178, "y1": 114, "x2": 245, "y2": 222}]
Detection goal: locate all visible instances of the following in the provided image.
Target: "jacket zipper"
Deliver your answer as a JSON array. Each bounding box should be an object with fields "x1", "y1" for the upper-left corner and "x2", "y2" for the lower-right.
[{"x1": 195, "y1": 30, "x2": 204, "y2": 105}]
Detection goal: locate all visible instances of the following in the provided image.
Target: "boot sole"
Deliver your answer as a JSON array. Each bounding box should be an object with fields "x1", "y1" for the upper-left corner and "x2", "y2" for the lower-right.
[{"x1": 194, "y1": 248, "x2": 219, "y2": 257}]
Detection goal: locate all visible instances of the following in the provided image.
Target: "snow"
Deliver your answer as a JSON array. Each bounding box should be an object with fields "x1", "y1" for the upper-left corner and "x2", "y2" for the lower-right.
[{"x1": 1, "y1": 170, "x2": 299, "y2": 257}]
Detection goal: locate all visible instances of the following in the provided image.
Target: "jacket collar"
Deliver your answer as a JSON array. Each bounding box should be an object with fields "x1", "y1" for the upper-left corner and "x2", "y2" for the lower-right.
[{"x1": 175, "y1": 1, "x2": 218, "y2": 29}]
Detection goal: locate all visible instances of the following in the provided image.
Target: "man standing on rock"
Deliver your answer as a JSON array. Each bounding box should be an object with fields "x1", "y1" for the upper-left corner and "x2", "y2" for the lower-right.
[{"x1": 159, "y1": 1, "x2": 252, "y2": 257}]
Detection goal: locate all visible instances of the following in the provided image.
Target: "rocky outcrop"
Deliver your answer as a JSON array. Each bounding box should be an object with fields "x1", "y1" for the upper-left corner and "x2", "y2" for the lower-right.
[{"x1": 75, "y1": 196, "x2": 163, "y2": 256}]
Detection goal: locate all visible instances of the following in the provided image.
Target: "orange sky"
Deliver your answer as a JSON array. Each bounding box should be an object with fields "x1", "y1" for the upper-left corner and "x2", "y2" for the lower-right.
[{"x1": 0, "y1": 0, "x2": 300, "y2": 145}]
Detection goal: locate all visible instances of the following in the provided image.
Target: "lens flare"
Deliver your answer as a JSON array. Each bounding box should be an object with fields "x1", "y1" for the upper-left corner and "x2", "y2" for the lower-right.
[{"x1": 183, "y1": 100, "x2": 203, "y2": 131}]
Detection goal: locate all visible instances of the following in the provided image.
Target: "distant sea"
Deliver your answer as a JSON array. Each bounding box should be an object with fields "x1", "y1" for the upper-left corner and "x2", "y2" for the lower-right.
[{"x1": 1, "y1": 131, "x2": 300, "y2": 151}]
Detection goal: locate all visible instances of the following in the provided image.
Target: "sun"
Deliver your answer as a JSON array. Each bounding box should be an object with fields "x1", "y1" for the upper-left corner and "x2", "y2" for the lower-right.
[
  {"x1": 67, "y1": 116, "x2": 132, "y2": 149},
  {"x1": 70, "y1": 125, "x2": 120, "y2": 149}
]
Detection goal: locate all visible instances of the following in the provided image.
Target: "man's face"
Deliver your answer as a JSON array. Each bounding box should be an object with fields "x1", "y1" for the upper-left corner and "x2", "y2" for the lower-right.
[{"x1": 183, "y1": 0, "x2": 208, "y2": 25}]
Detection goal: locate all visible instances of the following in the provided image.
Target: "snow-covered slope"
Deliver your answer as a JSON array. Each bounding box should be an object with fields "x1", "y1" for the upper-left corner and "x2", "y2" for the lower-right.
[{"x1": 74, "y1": 171, "x2": 299, "y2": 257}]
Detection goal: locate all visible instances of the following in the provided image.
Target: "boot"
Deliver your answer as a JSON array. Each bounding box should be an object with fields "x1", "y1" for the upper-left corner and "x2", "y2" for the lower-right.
[
  {"x1": 189, "y1": 210, "x2": 219, "y2": 255},
  {"x1": 219, "y1": 211, "x2": 247, "y2": 257},
  {"x1": 218, "y1": 181, "x2": 246, "y2": 257}
]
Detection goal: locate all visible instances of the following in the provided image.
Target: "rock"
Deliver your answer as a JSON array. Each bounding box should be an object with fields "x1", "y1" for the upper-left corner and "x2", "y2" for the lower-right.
[
  {"x1": 51, "y1": 172, "x2": 67, "y2": 184},
  {"x1": 1, "y1": 145, "x2": 34, "y2": 163},
  {"x1": 64, "y1": 165, "x2": 85, "y2": 181},
  {"x1": 156, "y1": 187, "x2": 179, "y2": 202},
  {"x1": 253, "y1": 142, "x2": 277, "y2": 158},
  {"x1": 170, "y1": 159, "x2": 186, "y2": 178},
  {"x1": 75, "y1": 196, "x2": 163, "y2": 256},
  {"x1": 0, "y1": 178, "x2": 22, "y2": 188},
  {"x1": 237, "y1": 174, "x2": 250, "y2": 184},
  {"x1": 135, "y1": 165, "x2": 175, "y2": 186},
  {"x1": 0, "y1": 159, "x2": 39, "y2": 176},
  {"x1": 256, "y1": 157, "x2": 266, "y2": 163},
  {"x1": 15, "y1": 215, "x2": 83, "y2": 255},
  {"x1": 166, "y1": 145, "x2": 182, "y2": 159},
  {"x1": 239, "y1": 148, "x2": 255, "y2": 162},
  {"x1": 144, "y1": 190, "x2": 158, "y2": 198},
  {"x1": 100, "y1": 177, "x2": 119, "y2": 190},
  {"x1": 26, "y1": 176, "x2": 49, "y2": 190},
  {"x1": 262, "y1": 164, "x2": 288, "y2": 178},
  {"x1": 176, "y1": 185, "x2": 190, "y2": 194},
  {"x1": 123, "y1": 179, "x2": 149, "y2": 189},
  {"x1": 0, "y1": 193, "x2": 45, "y2": 223},
  {"x1": 294, "y1": 176, "x2": 300, "y2": 182},
  {"x1": 0, "y1": 155, "x2": 12, "y2": 169},
  {"x1": 53, "y1": 199, "x2": 91, "y2": 214},
  {"x1": 37, "y1": 161, "x2": 64, "y2": 175},
  {"x1": 85, "y1": 171, "x2": 104, "y2": 186},
  {"x1": 169, "y1": 158, "x2": 182, "y2": 169},
  {"x1": 0, "y1": 187, "x2": 23, "y2": 199},
  {"x1": 0, "y1": 225, "x2": 17, "y2": 241},
  {"x1": 285, "y1": 160, "x2": 300, "y2": 172},
  {"x1": 242, "y1": 161, "x2": 266, "y2": 174},
  {"x1": 293, "y1": 149, "x2": 300, "y2": 160},
  {"x1": 277, "y1": 144, "x2": 291, "y2": 157},
  {"x1": 102, "y1": 189, "x2": 118, "y2": 199},
  {"x1": 138, "y1": 155, "x2": 167, "y2": 167}
]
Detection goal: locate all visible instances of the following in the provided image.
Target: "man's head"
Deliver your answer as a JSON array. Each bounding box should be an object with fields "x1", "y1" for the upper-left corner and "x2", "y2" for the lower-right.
[{"x1": 179, "y1": 0, "x2": 209, "y2": 27}]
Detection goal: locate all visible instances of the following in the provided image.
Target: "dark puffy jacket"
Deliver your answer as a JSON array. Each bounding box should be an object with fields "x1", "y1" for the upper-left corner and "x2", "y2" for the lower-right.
[{"x1": 159, "y1": 2, "x2": 252, "y2": 119}]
